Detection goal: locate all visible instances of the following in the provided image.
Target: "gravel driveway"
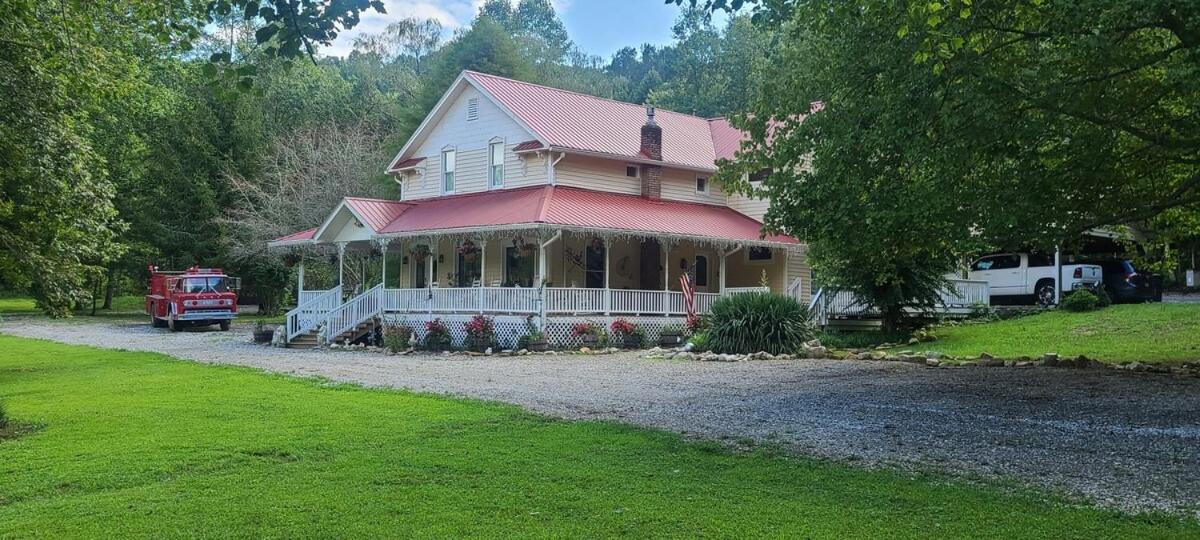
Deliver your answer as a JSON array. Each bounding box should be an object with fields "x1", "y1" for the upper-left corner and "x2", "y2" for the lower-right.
[{"x1": 3, "y1": 318, "x2": 1199, "y2": 516}]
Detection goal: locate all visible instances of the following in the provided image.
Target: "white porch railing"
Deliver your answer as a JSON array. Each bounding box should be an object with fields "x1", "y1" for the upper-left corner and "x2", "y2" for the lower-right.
[
  {"x1": 725, "y1": 286, "x2": 770, "y2": 295},
  {"x1": 322, "y1": 283, "x2": 384, "y2": 344},
  {"x1": 285, "y1": 286, "x2": 343, "y2": 341},
  {"x1": 811, "y1": 278, "x2": 991, "y2": 325},
  {"x1": 373, "y1": 287, "x2": 728, "y2": 317}
]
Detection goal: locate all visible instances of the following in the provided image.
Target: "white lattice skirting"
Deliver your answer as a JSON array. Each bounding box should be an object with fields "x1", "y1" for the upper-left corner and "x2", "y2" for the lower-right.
[{"x1": 381, "y1": 314, "x2": 688, "y2": 349}]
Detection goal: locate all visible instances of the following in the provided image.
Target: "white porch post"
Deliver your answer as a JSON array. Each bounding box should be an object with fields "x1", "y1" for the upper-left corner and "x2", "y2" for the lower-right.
[
  {"x1": 478, "y1": 239, "x2": 487, "y2": 313},
  {"x1": 336, "y1": 242, "x2": 347, "y2": 287},
  {"x1": 1054, "y1": 245, "x2": 1062, "y2": 305},
  {"x1": 378, "y1": 239, "x2": 389, "y2": 287},
  {"x1": 297, "y1": 256, "x2": 305, "y2": 294},
  {"x1": 604, "y1": 240, "x2": 611, "y2": 315},
  {"x1": 662, "y1": 241, "x2": 670, "y2": 315},
  {"x1": 719, "y1": 250, "x2": 726, "y2": 295}
]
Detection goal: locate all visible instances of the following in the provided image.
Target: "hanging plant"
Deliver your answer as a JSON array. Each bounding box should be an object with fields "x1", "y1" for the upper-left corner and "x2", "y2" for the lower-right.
[
  {"x1": 458, "y1": 240, "x2": 480, "y2": 262},
  {"x1": 408, "y1": 244, "x2": 431, "y2": 264},
  {"x1": 589, "y1": 237, "x2": 605, "y2": 251}
]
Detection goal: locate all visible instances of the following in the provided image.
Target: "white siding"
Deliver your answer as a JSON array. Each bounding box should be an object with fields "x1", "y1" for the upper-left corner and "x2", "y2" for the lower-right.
[
  {"x1": 727, "y1": 191, "x2": 770, "y2": 221},
  {"x1": 399, "y1": 85, "x2": 541, "y2": 201},
  {"x1": 556, "y1": 155, "x2": 726, "y2": 205}
]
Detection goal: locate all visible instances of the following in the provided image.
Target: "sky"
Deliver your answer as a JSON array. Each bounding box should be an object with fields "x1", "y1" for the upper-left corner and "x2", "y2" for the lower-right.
[{"x1": 321, "y1": 0, "x2": 695, "y2": 60}]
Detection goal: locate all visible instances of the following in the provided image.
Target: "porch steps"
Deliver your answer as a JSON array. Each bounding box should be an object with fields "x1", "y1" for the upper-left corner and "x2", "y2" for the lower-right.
[{"x1": 286, "y1": 318, "x2": 379, "y2": 349}]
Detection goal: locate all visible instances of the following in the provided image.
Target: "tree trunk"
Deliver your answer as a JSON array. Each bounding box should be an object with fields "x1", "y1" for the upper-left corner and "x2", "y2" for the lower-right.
[{"x1": 102, "y1": 266, "x2": 116, "y2": 310}]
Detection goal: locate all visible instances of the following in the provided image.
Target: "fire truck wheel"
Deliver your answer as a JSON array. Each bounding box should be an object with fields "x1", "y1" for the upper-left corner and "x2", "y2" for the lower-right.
[
  {"x1": 219, "y1": 320, "x2": 231, "y2": 331},
  {"x1": 150, "y1": 306, "x2": 167, "y2": 328}
]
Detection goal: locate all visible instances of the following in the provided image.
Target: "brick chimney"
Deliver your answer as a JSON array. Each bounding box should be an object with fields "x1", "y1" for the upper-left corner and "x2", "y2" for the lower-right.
[{"x1": 640, "y1": 106, "x2": 663, "y2": 200}]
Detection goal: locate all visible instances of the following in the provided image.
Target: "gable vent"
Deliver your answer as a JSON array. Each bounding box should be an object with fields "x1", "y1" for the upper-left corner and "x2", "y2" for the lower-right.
[{"x1": 467, "y1": 98, "x2": 479, "y2": 121}]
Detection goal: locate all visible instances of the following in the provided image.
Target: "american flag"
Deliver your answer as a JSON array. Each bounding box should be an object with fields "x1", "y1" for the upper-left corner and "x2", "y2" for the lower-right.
[{"x1": 679, "y1": 272, "x2": 697, "y2": 324}]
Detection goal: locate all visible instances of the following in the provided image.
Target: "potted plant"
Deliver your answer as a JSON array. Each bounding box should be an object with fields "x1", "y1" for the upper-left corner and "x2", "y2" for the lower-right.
[
  {"x1": 408, "y1": 244, "x2": 431, "y2": 265},
  {"x1": 659, "y1": 324, "x2": 685, "y2": 347},
  {"x1": 611, "y1": 318, "x2": 643, "y2": 349},
  {"x1": 423, "y1": 318, "x2": 452, "y2": 351},
  {"x1": 571, "y1": 321, "x2": 604, "y2": 347},
  {"x1": 252, "y1": 322, "x2": 275, "y2": 343},
  {"x1": 523, "y1": 329, "x2": 549, "y2": 352},
  {"x1": 458, "y1": 240, "x2": 480, "y2": 262},
  {"x1": 464, "y1": 314, "x2": 495, "y2": 352}
]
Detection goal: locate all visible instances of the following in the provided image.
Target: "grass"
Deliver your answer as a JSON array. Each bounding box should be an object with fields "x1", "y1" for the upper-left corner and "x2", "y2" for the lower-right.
[
  {"x1": 0, "y1": 336, "x2": 1196, "y2": 537},
  {"x1": 902, "y1": 303, "x2": 1200, "y2": 364}
]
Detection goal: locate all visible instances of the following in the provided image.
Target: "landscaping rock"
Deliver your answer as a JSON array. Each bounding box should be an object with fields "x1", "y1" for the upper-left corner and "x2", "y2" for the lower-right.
[
  {"x1": 924, "y1": 351, "x2": 944, "y2": 360},
  {"x1": 980, "y1": 352, "x2": 995, "y2": 360},
  {"x1": 925, "y1": 358, "x2": 940, "y2": 367}
]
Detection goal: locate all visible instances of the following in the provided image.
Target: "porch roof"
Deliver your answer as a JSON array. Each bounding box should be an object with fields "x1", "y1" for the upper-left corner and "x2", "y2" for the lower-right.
[{"x1": 272, "y1": 186, "x2": 797, "y2": 248}]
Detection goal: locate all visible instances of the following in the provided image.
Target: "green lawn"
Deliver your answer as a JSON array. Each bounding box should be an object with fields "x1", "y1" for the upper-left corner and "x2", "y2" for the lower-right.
[
  {"x1": 0, "y1": 336, "x2": 1195, "y2": 537},
  {"x1": 0, "y1": 295, "x2": 284, "y2": 324},
  {"x1": 903, "y1": 304, "x2": 1200, "y2": 364}
]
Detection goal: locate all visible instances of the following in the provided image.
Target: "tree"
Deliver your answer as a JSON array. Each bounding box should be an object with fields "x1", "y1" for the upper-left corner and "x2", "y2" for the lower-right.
[
  {"x1": 649, "y1": 10, "x2": 772, "y2": 117},
  {"x1": 686, "y1": 0, "x2": 1198, "y2": 327}
]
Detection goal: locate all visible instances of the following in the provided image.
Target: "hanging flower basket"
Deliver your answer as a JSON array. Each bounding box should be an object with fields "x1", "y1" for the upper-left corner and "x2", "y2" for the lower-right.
[
  {"x1": 458, "y1": 240, "x2": 480, "y2": 262},
  {"x1": 408, "y1": 244, "x2": 430, "y2": 264}
]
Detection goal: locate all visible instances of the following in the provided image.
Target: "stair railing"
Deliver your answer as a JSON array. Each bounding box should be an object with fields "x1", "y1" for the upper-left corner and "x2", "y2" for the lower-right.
[
  {"x1": 322, "y1": 283, "x2": 384, "y2": 344},
  {"x1": 285, "y1": 286, "x2": 343, "y2": 342}
]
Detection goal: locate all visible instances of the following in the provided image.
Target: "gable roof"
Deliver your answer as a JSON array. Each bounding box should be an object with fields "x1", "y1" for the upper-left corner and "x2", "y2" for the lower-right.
[{"x1": 389, "y1": 71, "x2": 753, "y2": 174}]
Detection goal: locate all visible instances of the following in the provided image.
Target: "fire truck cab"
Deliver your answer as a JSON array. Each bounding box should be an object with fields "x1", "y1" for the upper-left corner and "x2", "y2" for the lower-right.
[{"x1": 145, "y1": 265, "x2": 240, "y2": 332}]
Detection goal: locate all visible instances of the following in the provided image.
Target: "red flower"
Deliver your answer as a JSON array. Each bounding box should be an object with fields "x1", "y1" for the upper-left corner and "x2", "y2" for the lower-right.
[{"x1": 610, "y1": 318, "x2": 637, "y2": 335}]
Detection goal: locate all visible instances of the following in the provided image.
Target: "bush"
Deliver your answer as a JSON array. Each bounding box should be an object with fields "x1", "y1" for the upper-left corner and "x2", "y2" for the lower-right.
[
  {"x1": 708, "y1": 292, "x2": 815, "y2": 354},
  {"x1": 1094, "y1": 285, "x2": 1113, "y2": 308},
  {"x1": 1061, "y1": 290, "x2": 1100, "y2": 312},
  {"x1": 423, "y1": 318, "x2": 452, "y2": 350},
  {"x1": 382, "y1": 323, "x2": 413, "y2": 353},
  {"x1": 464, "y1": 315, "x2": 495, "y2": 352},
  {"x1": 689, "y1": 330, "x2": 710, "y2": 351}
]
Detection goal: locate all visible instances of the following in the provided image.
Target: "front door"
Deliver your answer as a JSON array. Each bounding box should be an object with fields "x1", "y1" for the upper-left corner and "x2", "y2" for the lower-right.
[
  {"x1": 585, "y1": 244, "x2": 605, "y2": 288},
  {"x1": 639, "y1": 239, "x2": 661, "y2": 290}
]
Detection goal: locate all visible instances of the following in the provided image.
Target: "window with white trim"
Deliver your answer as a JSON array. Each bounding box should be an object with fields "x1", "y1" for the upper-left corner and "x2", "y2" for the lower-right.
[
  {"x1": 695, "y1": 176, "x2": 708, "y2": 194},
  {"x1": 489, "y1": 140, "x2": 505, "y2": 188},
  {"x1": 442, "y1": 149, "x2": 456, "y2": 193},
  {"x1": 625, "y1": 165, "x2": 638, "y2": 178}
]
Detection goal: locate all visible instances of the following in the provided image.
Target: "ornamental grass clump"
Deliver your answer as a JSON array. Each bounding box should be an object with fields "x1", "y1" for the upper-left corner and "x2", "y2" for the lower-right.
[{"x1": 707, "y1": 292, "x2": 815, "y2": 355}]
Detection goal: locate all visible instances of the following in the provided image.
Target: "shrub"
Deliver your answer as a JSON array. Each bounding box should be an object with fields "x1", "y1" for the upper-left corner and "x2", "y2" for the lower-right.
[
  {"x1": 464, "y1": 315, "x2": 495, "y2": 351},
  {"x1": 708, "y1": 292, "x2": 815, "y2": 354},
  {"x1": 382, "y1": 323, "x2": 413, "y2": 353},
  {"x1": 423, "y1": 318, "x2": 452, "y2": 350},
  {"x1": 1094, "y1": 285, "x2": 1113, "y2": 308},
  {"x1": 684, "y1": 315, "x2": 709, "y2": 335},
  {"x1": 689, "y1": 330, "x2": 710, "y2": 351},
  {"x1": 610, "y1": 318, "x2": 644, "y2": 348},
  {"x1": 1061, "y1": 290, "x2": 1100, "y2": 312}
]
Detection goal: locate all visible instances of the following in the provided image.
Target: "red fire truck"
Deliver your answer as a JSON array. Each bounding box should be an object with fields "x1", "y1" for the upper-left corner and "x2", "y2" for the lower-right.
[{"x1": 145, "y1": 265, "x2": 240, "y2": 331}]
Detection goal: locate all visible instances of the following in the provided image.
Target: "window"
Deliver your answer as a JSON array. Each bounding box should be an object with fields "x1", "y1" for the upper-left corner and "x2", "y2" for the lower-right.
[
  {"x1": 625, "y1": 165, "x2": 639, "y2": 178},
  {"x1": 748, "y1": 169, "x2": 770, "y2": 186},
  {"x1": 441, "y1": 149, "x2": 456, "y2": 193},
  {"x1": 1027, "y1": 252, "x2": 1053, "y2": 267},
  {"x1": 489, "y1": 140, "x2": 504, "y2": 188},
  {"x1": 694, "y1": 255, "x2": 709, "y2": 287},
  {"x1": 467, "y1": 98, "x2": 479, "y2": 121},
  {"x1": 504, "y1": 247, "x2": 535, "y2": 287},
  {"x1": 695, "y1": 176, "x2": 708, "y2": 194},
  {"x1": 971, "y1": 254, "x2": 1021, "y2": 271},
  {"x1": 747, "y1": 246, "x2": 773, "y2": 263},
  {"x1": 585, "y1": 243, "x2": 605, "y2": 288}
]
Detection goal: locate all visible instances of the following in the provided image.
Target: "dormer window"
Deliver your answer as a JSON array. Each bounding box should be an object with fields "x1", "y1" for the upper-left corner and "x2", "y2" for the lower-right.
[
  {"x1": 695, "y1": 176, "x2": 708, "y2": 194},
  {"x1": 467, "y1": 98, "x2": 479, "y2": 121},
  {"x1": 625, "y1": 165, "x2": 638, "y2": 178}
]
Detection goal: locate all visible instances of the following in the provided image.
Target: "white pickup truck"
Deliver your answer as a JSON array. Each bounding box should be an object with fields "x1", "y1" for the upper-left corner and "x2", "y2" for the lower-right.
[{"x1": 968, "y1": 253, "x2": 1102, "y2": 306}]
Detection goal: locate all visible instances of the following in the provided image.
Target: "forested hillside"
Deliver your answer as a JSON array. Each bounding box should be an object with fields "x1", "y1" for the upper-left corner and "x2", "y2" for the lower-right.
[{"x1": 0, "y1": 0, "x2": 771, "y2": 315}]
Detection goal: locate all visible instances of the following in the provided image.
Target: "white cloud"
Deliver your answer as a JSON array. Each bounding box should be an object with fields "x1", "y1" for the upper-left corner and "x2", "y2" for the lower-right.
[{"x1": 321, "y1": 0, "x2": 575, "y2": 58}]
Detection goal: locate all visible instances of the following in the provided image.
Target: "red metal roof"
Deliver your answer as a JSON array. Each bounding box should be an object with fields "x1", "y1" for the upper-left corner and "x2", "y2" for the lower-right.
[
  {"x1": 271, "y1": 227, "x2": 316, "y2": 243},
  {"x1": 388, "y1": 157, "x2": 425, "y2": 171},
  {"x1": 344, "y1": 198, "x2": 413, "y2": 232},
  {"x1": 467, "y1": 71, "x2": 726, "y2": 171},
  {"x1": 512, "y1": 140, "x2": 545, "y2": 152},
  {"x1": 372, "y1": 185, "x2": 794, "y2": 245},
  {"x1": 708, "y1": 117, "x2": 748, "y2": 162}
]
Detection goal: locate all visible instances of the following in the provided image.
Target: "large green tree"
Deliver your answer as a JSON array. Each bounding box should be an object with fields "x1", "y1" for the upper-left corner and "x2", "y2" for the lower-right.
[{"x1": 679, "y1": 0, "x2": 1199, "y2": 326}]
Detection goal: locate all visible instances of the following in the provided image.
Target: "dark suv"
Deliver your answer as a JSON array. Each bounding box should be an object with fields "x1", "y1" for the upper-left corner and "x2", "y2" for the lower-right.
[{"x1": 1083, "y1": 259, "x2": 1162, "y2": 303}]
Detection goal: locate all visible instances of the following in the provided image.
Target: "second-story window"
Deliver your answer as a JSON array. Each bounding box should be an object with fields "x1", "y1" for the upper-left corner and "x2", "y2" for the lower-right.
[
  {"x1": 696, "y1": 176, "x2": 708, "y2": 194},
  {"x1": 489, "y1": 140, "x2": 504, "y2": 188},
  {"x1": 442, "y1": 149, "x2": 456, "y2": 193}
]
